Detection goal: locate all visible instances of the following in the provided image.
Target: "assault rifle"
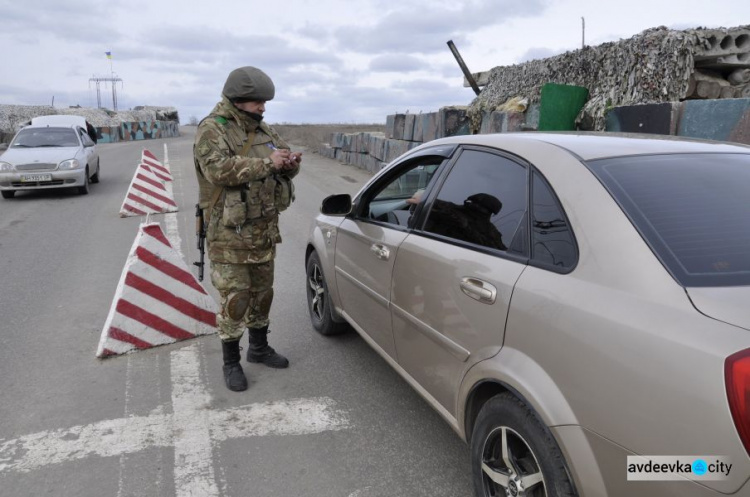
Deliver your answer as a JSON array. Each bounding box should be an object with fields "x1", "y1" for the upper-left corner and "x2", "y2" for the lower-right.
[{"x1": 194, "y1": 204, "x2": 206, "y2": 281}]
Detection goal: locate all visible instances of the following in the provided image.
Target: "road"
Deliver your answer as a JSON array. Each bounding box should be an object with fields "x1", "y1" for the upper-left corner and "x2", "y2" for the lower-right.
[{"x1": 0, "y1": 128, "x2": 472, "y2": 497}]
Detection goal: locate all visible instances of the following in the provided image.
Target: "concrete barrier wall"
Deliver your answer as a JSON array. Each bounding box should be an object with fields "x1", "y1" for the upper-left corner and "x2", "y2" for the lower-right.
[
  {"x1": 0, "y1": 120, "x2": 179, "y2": 145},
  {"x1": 320, "y1": 106, "x2": 471, "y2": 172},
  {"x1": 325, "y1": 98, "x2": 750, "y2": 174},
  {"x1": 606, "y1": 99, "x2": 750, "y2": 144},
  {"x1": 96, "y1": 120, "x2": 181, "y2": 143}
]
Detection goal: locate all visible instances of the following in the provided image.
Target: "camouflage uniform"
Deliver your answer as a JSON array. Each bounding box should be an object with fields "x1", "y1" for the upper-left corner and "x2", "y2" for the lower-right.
[{"x1": 194, "y1": 95, "x2": 298, "y2": 342}]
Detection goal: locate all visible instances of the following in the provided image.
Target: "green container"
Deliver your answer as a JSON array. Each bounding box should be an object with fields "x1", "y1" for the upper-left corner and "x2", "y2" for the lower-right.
[{"x1": 537, "y1": 83, "x2": 589, "y2": 131}]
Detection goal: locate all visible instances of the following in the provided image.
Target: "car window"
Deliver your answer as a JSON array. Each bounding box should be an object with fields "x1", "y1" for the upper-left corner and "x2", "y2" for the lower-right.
[
  {"x1": 423, "y1": 149, "x2": 527, "y2": 252},
  {"x1": 587, "y1": 152, "x2": 750, "y2": 287},
  {"x1": 80, "y1": 129, "x2": 95, "y2": 147},
  {"x1": 12, "y1": 127, "x2": 80, "y2": 148},
  {"x1": 531, "y1": 171, "x2": 577, "y2": 270},
  {"x1": 363, "y1": 157, "x2": 443, "y2": 228}
]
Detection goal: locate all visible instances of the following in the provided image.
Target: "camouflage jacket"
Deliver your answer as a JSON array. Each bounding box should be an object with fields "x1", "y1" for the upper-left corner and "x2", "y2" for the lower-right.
[{"x1": 194, "y1": 96, "x2": 299, "y2": 264}]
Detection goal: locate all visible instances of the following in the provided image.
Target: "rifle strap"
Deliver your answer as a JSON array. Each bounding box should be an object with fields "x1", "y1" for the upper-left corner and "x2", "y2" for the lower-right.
[{"x1": 204, "y1": 130, "x2": 257, "y2": 225}]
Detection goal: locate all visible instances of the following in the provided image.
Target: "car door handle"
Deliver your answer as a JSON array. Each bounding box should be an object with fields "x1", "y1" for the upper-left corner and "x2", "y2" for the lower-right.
[
  {"x1": 370, "y1": 244, "x2": 390, "y2": 261},
  {"x1": 460, "y1": 277, "x2": 497, "y2": 304}
]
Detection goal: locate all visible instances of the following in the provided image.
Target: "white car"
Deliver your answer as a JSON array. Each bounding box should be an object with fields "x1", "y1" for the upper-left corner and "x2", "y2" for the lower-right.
[{"x1": 0, "y1": 115, "x2": 100, "y2": 198}]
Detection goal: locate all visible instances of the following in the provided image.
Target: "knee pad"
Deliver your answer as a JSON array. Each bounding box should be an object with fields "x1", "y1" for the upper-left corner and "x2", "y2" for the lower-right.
[{"x1": 225, "y1": 290, "x2": 251, "y2": 321}]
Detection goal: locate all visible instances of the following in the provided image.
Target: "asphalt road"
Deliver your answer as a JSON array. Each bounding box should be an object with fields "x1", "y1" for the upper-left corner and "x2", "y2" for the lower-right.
[{"x1": 0, "y1": 127, "x2": 473, "y2": 497}]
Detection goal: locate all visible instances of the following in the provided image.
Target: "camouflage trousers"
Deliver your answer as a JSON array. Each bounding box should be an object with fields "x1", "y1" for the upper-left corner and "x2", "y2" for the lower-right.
[{"x1": 210, "y1": 260, "x2": 275, "y2": 342}]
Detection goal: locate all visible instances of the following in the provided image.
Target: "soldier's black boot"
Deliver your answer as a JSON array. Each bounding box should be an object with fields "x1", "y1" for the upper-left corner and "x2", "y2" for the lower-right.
[
  {"x1": 222, "y1": 339, "x2": 248, "y2": 391},
  {"x1": 247, "y1": 326, "x2": 289, "y2": 368}
]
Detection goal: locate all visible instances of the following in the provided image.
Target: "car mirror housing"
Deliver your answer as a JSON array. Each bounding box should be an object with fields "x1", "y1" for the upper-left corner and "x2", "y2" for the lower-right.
[{"x1": 321, "y1": 194, "x2": 352, "y2": 216}]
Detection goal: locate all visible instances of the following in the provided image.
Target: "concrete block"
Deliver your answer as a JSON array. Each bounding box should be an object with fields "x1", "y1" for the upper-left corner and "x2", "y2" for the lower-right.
[
  {"x1": 605, "y1": 102, "x2": 680, "y2": 135},
  {"x1": 678, "y1": 98, "x2": 750, "y2": 145},
  {"x1": 480, "y1": 111, "x2": 505, "y2": 134},
  {"x1": 96, "y1": 126, "x2": 122, "y2": 143},
  {"x1": 421, "y1": 113, "x2": 440, "y2": 142},
  {"x1": 384, "y1": 139, "x2": 410, "y2": 163},
  {"x1": 404, "y1": 114, "x2": 416, "y2": 141},
  {"x1": 504, "y1": 112, "x2": 526, "y2": 132},
  {"x1": 386, "y1": 115, "x2": 395, "y2": 139},
  {"x1": 371, "y1": 135, "x2": 386, "y2": 161},
  {"x1": 525, "y1": 103, "x2": 541, "y2": 130},
  {"x1": 413, "y1": 114, "x2": 424, "y2": 142},
  {"x1": 392, "y1": 114, "x2": 406, "y2": 140},
  {"x1": 439, "y1": 106, "x2": 470, "y2": 137}
]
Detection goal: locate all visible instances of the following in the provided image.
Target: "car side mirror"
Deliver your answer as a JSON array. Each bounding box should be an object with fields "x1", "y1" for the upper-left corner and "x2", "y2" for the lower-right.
[{"x1": 321, "y1": 194, "x2": 352, "y2": 216}]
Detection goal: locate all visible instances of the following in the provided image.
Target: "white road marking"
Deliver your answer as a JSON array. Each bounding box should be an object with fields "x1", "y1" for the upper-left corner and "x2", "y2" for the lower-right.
[
  {"x1": 165, "y1": 212, "x2": 182, "y2": 258},
  {"x1": 0, "y1": 343, "x2": 350, "y2": 494},
  {"x1": 171, "y1": 345, "x2": 219, "y2": 497},
  {"x1": 163, "y1": 144, "x2": 183, "y2": 258}
]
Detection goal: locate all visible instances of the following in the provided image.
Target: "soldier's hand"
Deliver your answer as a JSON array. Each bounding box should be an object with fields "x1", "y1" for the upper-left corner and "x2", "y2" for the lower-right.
[
  {"x1": 270, "y1": 149, "x2": 291, "y2": 170},
  {"x1": 284, "y1": 152, "x2": 302, "y2": 170}
]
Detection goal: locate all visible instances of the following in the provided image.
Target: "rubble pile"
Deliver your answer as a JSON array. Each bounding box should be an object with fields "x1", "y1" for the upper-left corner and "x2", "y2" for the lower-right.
[
  {"x1": 0, "y1": 105, "x2": 179, "y2": 133},
  {"x1": 468, "y1": 25, "x2": 750, "y2": 131}
]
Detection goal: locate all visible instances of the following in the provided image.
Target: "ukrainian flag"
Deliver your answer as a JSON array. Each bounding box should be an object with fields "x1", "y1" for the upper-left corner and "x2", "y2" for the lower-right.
[{"x1": 105, "y1": 51, "x2": 112, "y2": 59}]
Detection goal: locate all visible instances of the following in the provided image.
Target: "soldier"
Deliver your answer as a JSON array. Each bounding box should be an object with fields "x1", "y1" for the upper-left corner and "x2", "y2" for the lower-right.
[{"x1": 194, "y1": 66, "x2": 301, "y2": 392}]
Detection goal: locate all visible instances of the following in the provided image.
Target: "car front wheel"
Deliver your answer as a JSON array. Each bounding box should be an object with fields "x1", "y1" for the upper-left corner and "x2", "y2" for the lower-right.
[
  {"x1": 77, "y1": 167, "x2": 90, "y2": 195},
  {"x1": 306, "y1": 251, "x2": 348, "y2": 336},
  {"x1": 90, "y1": 159, "x2": 100, "y2": 183},
  {"x1": 471, "y1": 393, "x2": 577, "y2": 497}
]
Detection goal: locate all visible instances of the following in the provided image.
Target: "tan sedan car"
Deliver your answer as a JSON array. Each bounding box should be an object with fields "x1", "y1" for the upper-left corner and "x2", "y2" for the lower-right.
[{"x1": 305, "y1": 133, "x2": 750, "y2": 496}]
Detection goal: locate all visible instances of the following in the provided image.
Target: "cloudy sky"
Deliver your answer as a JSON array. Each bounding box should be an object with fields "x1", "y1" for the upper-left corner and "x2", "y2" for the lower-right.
[{"x1": 1, "y1": 0, "x2": 748, "y2": 124}]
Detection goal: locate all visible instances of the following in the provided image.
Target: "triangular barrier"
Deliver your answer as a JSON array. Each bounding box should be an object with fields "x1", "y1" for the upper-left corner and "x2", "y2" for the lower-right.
[
  {"x1": 142, "y1": 149, "x2": 173, "y2": 182},
  {"x1": 97, "y1": 222, "x2": 217, "y2": 358},
  {"x1": 119, "y1": 162, "x2": 178, "y2": 217}
]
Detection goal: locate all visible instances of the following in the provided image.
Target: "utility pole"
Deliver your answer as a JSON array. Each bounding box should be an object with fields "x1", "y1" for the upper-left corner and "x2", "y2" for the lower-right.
[{"x1": 582, "y1": 17, "x2": 586, "y2": 48}]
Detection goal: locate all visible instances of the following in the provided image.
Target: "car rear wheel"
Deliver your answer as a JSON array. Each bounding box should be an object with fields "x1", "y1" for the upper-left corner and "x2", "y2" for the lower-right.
[
  {"x1": 306, "y1": 251, "x2": 348, "y2": 336},
  {"x1": 90, "y1": 159, "x2": 100, "y2": 183},
  {"x1": 471, "y1": 393, "x2": 577, "y2": 497},
  {"x1": 1, "y1": 190, "x2": 15, "y2": 199},
  {"x1": 77, "y1": 167, "x2": 90, "y2": 195}
]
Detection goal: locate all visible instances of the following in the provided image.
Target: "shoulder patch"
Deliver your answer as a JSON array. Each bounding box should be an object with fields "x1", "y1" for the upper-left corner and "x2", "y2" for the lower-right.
[{"x1": 214, "y1": 116, "x2": 228, "y2": 125}]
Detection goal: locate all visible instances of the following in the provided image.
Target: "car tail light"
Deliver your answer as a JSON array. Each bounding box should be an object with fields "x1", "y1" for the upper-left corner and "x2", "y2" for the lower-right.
[{"x1": 726, "y1": 349, "x2": 750, "y2": 456}]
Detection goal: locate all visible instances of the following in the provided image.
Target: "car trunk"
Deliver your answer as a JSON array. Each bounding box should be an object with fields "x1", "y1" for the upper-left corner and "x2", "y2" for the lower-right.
[{"x1": 687, "y1": 287, "x2": 750, "y2": 331}]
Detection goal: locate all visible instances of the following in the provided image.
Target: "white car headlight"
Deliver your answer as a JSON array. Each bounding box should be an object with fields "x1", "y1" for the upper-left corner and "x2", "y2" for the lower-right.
[
  {"x1": 0, "y1": 161, "x2": 14, "y2": 172},
  {"x1": 58, "y1": 159, "x2": 81, "y2": 170}
]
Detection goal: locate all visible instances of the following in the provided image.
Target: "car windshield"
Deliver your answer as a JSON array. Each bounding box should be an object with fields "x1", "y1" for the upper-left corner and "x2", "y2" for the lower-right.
[
  {"x1": 12, "y1": 127, "x2": 80, "y2": 148},
  {"x1": 587, "y1": 152, "x2": 750, "y2": 287}
]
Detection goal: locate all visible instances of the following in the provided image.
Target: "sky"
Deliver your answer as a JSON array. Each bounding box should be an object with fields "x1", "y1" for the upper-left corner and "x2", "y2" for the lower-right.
[{"x1": 0, "y1": 0, "x2": 748, "y2": 124}]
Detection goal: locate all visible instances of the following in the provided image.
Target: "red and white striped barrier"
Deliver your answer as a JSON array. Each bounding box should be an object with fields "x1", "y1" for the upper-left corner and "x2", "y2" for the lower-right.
[
  {"x1": 142, "y1": 149, "x2": 173, "y2": 182},
  {"x1": 119, "y1": 161, "x2": 178, "y2": 217},
  {"x1": 97, "y1": 222, "x2": 217, "y2": 358}
]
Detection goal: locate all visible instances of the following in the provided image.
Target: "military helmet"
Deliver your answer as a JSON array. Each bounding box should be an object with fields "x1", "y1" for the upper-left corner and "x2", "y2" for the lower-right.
[{"x1": 223, "y1": 66, "x2": 275, "y2": 102}]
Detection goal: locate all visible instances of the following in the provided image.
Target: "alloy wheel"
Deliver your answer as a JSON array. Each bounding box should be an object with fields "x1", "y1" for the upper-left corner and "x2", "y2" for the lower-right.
[
  {"x1": 307, "y1": 262, "x2": 326, "y2": 322},
  {"x1": 481, "y1": 426, "x2": 546, "y2": 497}
]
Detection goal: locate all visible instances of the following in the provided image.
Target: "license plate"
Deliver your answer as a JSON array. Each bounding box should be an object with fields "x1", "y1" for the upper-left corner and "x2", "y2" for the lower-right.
[{"x1": 21, "y1": 174, "x2": 52, "y2": 182}]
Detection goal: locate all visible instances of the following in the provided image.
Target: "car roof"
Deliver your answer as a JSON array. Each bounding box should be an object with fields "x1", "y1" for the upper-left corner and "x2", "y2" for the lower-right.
[
  {"x1": 431, "y1": 131, "x2": 750, "y2": 161},
  {"x1": 29, "y1": 115, "x2": 87, "y2": 129}
]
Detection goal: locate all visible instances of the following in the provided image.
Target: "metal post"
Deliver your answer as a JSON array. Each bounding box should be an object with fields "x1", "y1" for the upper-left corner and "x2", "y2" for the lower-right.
[
  {"x1": 446, "y1": 40, "x2": 481, "y2": 96},
  {"x1": 582, "y1": 17, "x2": 586, "y2": 48}
]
